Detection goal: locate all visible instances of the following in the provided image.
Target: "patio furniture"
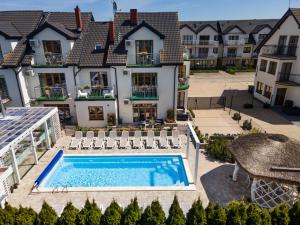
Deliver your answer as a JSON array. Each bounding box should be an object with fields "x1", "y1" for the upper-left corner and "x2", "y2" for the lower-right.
[
  {"x1": 105, "y1": 131, "x2": 116, "y2": 149},
  {"x1": 171, "y1": 130, "x2": 181, "y2": 148},
  {"x1": 159, "y1": 130, "x2": 168, "y2": 149},
  {"x1": 69, "y1": 131, "x2": 82, "y2": 149},
  {"x1": 78, "y1": 90, "x2": 88, "y2": 98},
  {"x1": 132, "y1": 131, "x2": 142, "y2": 149},
  {"x1": 118, "y1": 131, "x2": 129, "y2": 149},
  {"x1": 94, "y1": 131, "x2": 105, "y2": 149},
  {"x1": 145, "y1": 130, "x2": 155, "y2": 149},
  {"x1": 82, "y1": 131, "x2": 94, "y2": 149}
]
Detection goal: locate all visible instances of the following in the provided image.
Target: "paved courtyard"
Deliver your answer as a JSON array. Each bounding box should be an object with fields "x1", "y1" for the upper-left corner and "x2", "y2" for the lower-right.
[{"x1": 8, "y1": 132, "x2": 249, "y2": 214}]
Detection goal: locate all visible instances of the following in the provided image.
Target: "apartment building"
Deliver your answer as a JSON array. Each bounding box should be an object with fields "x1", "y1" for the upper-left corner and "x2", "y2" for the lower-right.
[
  {"x1": 180, "y1": 19, "x2": 278, "y2": 69},
  {"x1": 254, "y1": 8, "x2": 300, "y2": 109},
  {"x1": 0, "y1": 8, "x2": 188, "y2": 127}
]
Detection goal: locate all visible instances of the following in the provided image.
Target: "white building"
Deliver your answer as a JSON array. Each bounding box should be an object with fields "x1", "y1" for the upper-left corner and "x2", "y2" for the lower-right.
[
  {"x1": 254, "y1": 8, "x2": 300, "y2": 111},
  {"x1": 180, "y1": 19, "x2": 277, "y2": 69},
  {"x1": 0, "y1": 8, "x2": 188, "y2": 128}
]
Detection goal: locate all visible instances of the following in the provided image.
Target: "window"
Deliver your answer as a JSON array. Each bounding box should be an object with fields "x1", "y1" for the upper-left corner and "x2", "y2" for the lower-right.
[
  {"x1": 263, "y1": 85, "x2": 272, "y2": 99},
  {"x1": 132, "y1": 73, "x2": 157, "y2": 86},
  {"x1": 0, "y1": 77, "x2": 9, "y2": 99},
  {"x1": 213, "y1": 48, "x2": 218, "y2": 54},
  {"x1": 135, "y1": 40, "x2": 153, "y2": 64},
  {"x1": 133, "y1": 103, "x2": 157, "y2": 122},
  {"x1": 0, "y1": 45, "x2": 3, "y2": 62},
  {"x1": 229, "y1": 35, "x2": 239, "y2": 40},
  {"x1": 214, "y1": 35, "x2": 219, "y2": 41},
  {"x1": 227, "y1": 48, "x2": 237, "y2": 57},
  {"x1": 39, "y1": 73, "x2": 66, "y2": 87},
  {"x1": 43, "y1": 40, "x2": 62, "y2": 53},
  {"x1": 90, "y1": 72, "x2": 108, "y2": 87},
  {"x1": 243, "y1": 46, "x2": 251, "y2": 53},
  {"x1": 268, "y1": 61, "x2": 277, "y2": 75},
  {"x1": 198, "y1": 48, "x2": 208, "y2": 58},
  {"x1": 256, "y1": 81, "x2": 263, "y2": 94},
  {"x1": 258, "y1": 34, "x2": 268, "y2": 41},
  {"x1": 199, "y1": 35, "x2": 210, "y2": 44},
  {"x1": 183, "y1": 35, "x2": 193, "y2": 44},
  {"x1": 88, "y1": 106, "x2": 104, "y2": 120},
  {"x1": 259, "y1": 59, "x2": 267, "y2": 72}
]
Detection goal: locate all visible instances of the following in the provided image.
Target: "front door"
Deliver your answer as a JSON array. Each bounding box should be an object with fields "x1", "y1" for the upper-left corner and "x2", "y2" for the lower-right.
[{"x1": 275, "y1": 88, "x2": 287, "y2": 106}]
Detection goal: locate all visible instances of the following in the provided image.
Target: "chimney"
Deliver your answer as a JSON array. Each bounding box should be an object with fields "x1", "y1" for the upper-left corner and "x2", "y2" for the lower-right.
[
  {"x1": 74, "y1": 5, "x2": 83, "y2": 32},
  {"x1": 130, "y1": 9, "x2": 138, "y2": 25},
  {"x1": 109, "y1": 21, "x2": 115, "y2": 44}
]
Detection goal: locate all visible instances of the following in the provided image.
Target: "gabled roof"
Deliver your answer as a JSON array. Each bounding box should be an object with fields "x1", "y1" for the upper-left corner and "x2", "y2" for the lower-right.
[
  {"x1": 222, "y1": 25, "x2": 246, "y2": 34},
  {"x1": 123, "y1": 20, "x2": 165, "y2": 39},
  {"x1": 0, "y1": 21, "x2": 21, "y2": 39},
  {"x1": 255, "y1": 9, "x2": 300, "y2": 52},
  {"x1": 180, "y1": 21, "x2": 219, "y2": 34},
  {"x1": 107, "y1": 11, "x2": 183, "y2": 66},
  {"x1": 252, "y1": 24, "x2": 273, "y2": 34}
]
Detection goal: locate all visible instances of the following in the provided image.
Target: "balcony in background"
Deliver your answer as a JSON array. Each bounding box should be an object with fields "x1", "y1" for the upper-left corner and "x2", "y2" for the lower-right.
[
  {"x1": 224, "y1": 40, "x2": 245, "y2": 46},
  {"x1": 199, "y1": 40, "x2": 218, "y2": 46},
  {"x1": 189, "y1": 54, "x2": 218, "y2": 60},
  {"x1": 223, "y1": 53, "x2": 242, "y2": 58},
  {"x1": 76, "y1": 86, "x2": 115, "y2": 101},
  {"x1": 131, "y1": 86, "x2": 158, "y2": 101},
  {"x1": 34, "y1": 85, "x2": 68, "y2": 101},
  {"x1": 127, "y1": 52, "x2": 160, "y2": 66},
  {"x1": 261, "y1": 45, "x2": 297, "y2": 59},
  {"x1": 276, "y1": 73, "x2": 300, "y2": 86},
  {"x1": 182, "y1": 40, "x2": 219, "y2": 46},
  {"x1": 32, "y1": 52, "x2": 67, "y2": 67}
]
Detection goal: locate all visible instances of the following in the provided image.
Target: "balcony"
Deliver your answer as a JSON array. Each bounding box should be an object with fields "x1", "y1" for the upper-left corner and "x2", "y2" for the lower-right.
[
  {"x1": 76, "y1": 86, "x2": 115, "y2": 101},
  {"x1": 131, "y1": 86, "x2": 158, "y2": 101},
  {"x1": 261, "y1": 45, "x2": 297, "y2": 59},
  {"x1": 223, "y1": 53, "x2": 242, "y2": 58},
  {"x1": 178, "y1": 78, "x2": 189, "y2": 91},
  {"x1": 181, "y1": 40, "x2": 219, "y2": 46},
  {"x1": 127, "y1": 52, "x2": 160, "y2": 66},
  {"x1": 225, "y1": 40, "x2": 245, "y2": 46},
  {"x1": 199, "y1": 40, "x2": 218, "y2": 46},
  {"x1": 33, "y1": 52, "x2": 66, "y2": 67},
  {"x1": 181, "y1": 40, "x2": 195, "y2": 45},
  {"x1": 276, "y1": 73, "x2": 300, "y2": 86},
  {"x1": 190, "y1": 54, "x2": 218, "y2": 60},
  {"x1": 34, "y1": 85, "x2": 68, "y2": 101}
]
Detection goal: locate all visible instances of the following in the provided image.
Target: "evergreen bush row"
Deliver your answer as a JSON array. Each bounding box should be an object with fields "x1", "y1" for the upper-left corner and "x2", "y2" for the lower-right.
[{"x1": 0, "y1": 197, "x2": 299, "y2": 225}]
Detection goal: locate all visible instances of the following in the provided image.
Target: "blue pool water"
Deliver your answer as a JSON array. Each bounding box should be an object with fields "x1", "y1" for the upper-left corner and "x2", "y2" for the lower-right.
[{"x1": 40, "y1": 155, "x2": 189, "y2": 188}]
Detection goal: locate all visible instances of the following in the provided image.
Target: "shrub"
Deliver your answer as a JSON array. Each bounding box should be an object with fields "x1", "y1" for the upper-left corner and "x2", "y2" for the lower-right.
[
  {"x1": 242, "y1": 120, "x2": 252, "y2": 130},
  {"x1": 37, "y1": 201, "x2": 58, "y2": 225},
  {"x1": 206, "y1": 203, "x2": 226, "y2": 225},
  {"x1": 141, "y1": 200, "x2": 166, "y2": 225},
  {"x1": 0, "y1": 208, "x2": 14, "y2": 225},
  {"x1": 102, "y1": 200, "x2": 123, "y2": 225},
  {"x1": 205, "y1": 137, "x2": 234, "y2": 163},
  {"x1": 57, "y1": 202, "x2": 79, "y2": 225},
  {"x1": 226, "y1": 67, "x2": 236, "y2": 75},
  {"x1": 167, "y1": 196, "x2": 185, "y2": 225},
  {"x1": 246, "y1": 204, "x2": 262, "y2": 225},
  {"x1": 186, "y1": 198, "x2": 206, "y2": 225},
  {"x1": 4, "y1": 202, "x2": 18, "y2": 224},
  {"x1": 289, "y1": 201, "x2": 300, "y2": 225},
  {"x1": 166, "y1": 109, "x2": 175, "y2": 122},
  {"x1": 76, "y1": 199, "x2": 101, "y2": 225},
  {"x1": 194, "y1": 126, "x2": 206, "y2": 143},
  {"x1": 270, "y1": 204, "x2": 290, "y2": 225},
  {"x1": 260, "y1": 209, "x2": 271, "y2": 225},
  {"x1": 123, "y1": 198, "x2": 142, "y2": 225},
  {"x1": 107, "y1": 113, "x2": 116, "y2": 126},
  {"x1": 189, "y1": 108, "x2": 195, "y2": 118},
  {"x1": 232, "y1": 112, "x2": 241, "y2": 121},
  {"x1": 15, "y1": 206, "x2": 37, "y2": 225},
  {"x1": 243, "y1": 103, "x2": 253, "y2": 109}
]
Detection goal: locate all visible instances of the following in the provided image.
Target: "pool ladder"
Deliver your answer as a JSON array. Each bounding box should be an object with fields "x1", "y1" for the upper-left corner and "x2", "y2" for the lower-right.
[{"x1": 52, "y1": 182, "x2": 72, "y2": 193}]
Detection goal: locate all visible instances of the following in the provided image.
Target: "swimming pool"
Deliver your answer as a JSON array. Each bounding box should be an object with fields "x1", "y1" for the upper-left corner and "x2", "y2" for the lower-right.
[{"x1": 37, "y1": 154, "x2": 194, "y2": 191}]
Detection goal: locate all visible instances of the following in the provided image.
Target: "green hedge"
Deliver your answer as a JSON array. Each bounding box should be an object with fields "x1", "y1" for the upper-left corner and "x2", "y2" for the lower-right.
[
  {"x1": 1, "y1": 198, "x2": 300, "y2": 225},
  {"x1": 205, "y1": 136, "x2": 234, "y2": 163}
]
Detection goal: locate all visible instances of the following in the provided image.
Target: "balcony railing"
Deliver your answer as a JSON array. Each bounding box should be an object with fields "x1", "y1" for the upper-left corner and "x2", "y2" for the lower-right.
[
  {"x1": 199, "y1": 40, "x2": 218, "y2": 46},
  {"x1": 181, "y1": 40, "x2": 194, "y2": 45},
  {"x1": 134, "y1": 53, "x2": 160, "y2": 66},
  {"x1": 190, "y1": 54, "x2": 218, "y2": 59},
  {"x1": 34, "y1": 85, "x2": 68, "y2": 101},
  {"x1": 33, "y1": 52, "x2": 66, "y2": 66},
  {"x1": 131, "y1": 86, "x2": 158, "y2": 100},
  {"x1": 261, "y1": 45, "x2": 297, "y2": 57},
  {"x1": 223, "y1": 53, "x2": 242, "y2": 58},
  {"x1": 277, "y1": 73, "x2": 300, "y2": 85},
  {"x1": 225, "y1": 40, "x2": 245, "y2": 46},
  {"x1": 76, "y1": 86, "x2": 115, "y2": 100}
]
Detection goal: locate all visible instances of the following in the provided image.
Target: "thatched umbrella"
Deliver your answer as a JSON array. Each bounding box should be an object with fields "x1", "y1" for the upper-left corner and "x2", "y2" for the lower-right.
[{"x1": 229, "y1": 133, "x2": 300, "y2": 208}]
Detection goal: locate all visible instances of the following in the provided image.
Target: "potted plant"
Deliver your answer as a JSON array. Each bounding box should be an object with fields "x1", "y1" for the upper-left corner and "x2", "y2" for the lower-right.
[
  {"x1": 44, "y1": 86, "x2": 51, "y2": 97},
  {"x1": 107, "y1": 113, "x2": 116, "y2": 127},
  {"x1": 165, "y1": 109, "x2": 176, "y2": 125},
  {"x1": 82, "y1": 85, "x2": 90, "y2": 94},
  {"x1": 232, "y1": 112, "x2": 241, "y2": 121}
]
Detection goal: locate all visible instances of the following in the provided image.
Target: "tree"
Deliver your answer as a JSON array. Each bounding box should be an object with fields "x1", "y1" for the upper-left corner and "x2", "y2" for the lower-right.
[
  {"x1": 36, "y1": 201, "x2": 58, "y2": 225},
  {"x1": 207, "y1": 203, "x2": 226, "y2": 225},
  {"x1": 246, "y1": 204, "x2": 261, "y2": 225},
  {"x1": 260, "y1": 209, "x2": 271, "y2": 225},
  {"x1": 186, "y1": 198, "x2": 207, "y2": 225},
  {"x1": 102, "y1": 200, "x2": 123, "y2": 225},
  {"x1": 225, "y1": 201, "x2": 248, "y2": 225},
  {"x1": 206, "y1": 202, "x2": 214, "y2": 225},
  {"x1": 15, "y1": 206, "x2": 37, "y2": 225},
  {"x1": 270, "y1": 204, "x2": 290, "y2": 225},
  {"x1": 167, "y1": 196, "x2": 185, "y2": 225},
  {"x1": 289, "y1": 201, "x2": 300, "y2": 225},
  {"x1": 76, "y1": 199, "x2": 102, "y2": 225},
  {"x1": 0, "y1": 208, "x2": 14, "y2": 225},
  {"x1": 57, "y1": 202, "x2": 79, "y2": 225},
  {"x1": 3, "y1": 202, "x2": 18, "y2": 224},
  {"x1": 123, "y1": 198, "x2": 142, "y2": 225},
  {"x1": 141, "y1": 200, "x2": 166, "y2": 225}
]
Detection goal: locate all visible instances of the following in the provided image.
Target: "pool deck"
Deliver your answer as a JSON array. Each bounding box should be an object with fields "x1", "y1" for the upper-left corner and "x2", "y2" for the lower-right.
[{"x1": 7, "y1": 134, "x2": 249, "y2": 214}]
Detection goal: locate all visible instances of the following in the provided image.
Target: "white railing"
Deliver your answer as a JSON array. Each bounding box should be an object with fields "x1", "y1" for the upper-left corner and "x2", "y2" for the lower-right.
[{"x1": 225, "y1": 39, "x2": 245, "y2": 46}]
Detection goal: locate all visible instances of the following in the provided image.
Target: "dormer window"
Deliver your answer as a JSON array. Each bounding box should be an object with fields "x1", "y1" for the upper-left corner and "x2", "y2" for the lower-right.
[
  {"x1": 136, "y1": 40, "x2": 153, "y2": 65},
  {"x1": 42, "y1": 40, "x2": 62, "y2": 65},
  {"x1": 95, "y1": 43, "x2": 102, "y2": 51}
]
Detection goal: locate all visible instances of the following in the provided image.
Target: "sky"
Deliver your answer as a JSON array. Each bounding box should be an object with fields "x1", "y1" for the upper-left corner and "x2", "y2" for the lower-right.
[{"x1": 1, "y1": 0, "x2": 300, "y2": 21}]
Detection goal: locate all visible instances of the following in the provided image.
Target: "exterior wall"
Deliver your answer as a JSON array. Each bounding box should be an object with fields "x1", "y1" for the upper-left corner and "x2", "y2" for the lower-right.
[
  {"x1": 253, "y1": 27, "x2": 272, "y2": 43},
  {"x1": 0, "y1": 35, "x2": 18, "y2": 56},
  {"x1": 285, "y1": 87, "x2": 300, "y2": 107},
  {"x1": 116, "y1": 66, "x2": 176, "y2": 124},
  {"x1": 126, "y1": 27, "x2": 163, "y2": 65},
  {"x1": 75, "y1": 100, "x2": 117, "y2": 127},
  {"x1": 30, "y1": 28, "x2": 74, "y2": 65},
  {"x1": 180, "y1": 26, "x2": 196, "y2": 43},
  {"x1": 76, "y1": 68, "x2": 113, "y2": 89}
]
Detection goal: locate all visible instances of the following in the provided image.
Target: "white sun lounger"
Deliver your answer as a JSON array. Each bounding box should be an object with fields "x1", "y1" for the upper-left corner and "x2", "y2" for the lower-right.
[
  {"x1": 94, "y1": 131, "x2": 105, "y2": 149},
  {"x1": 159, "y1": 130, "x2": 168, "y2": 149},
  {"x1": 132, "y1": 131, "x2": 142, "y2": 149},
  {"x1": 119, "y1": 131, "x2": 129, "y2": 149},
  {"x1": 105, "y1": 131, "x2": 116, "y2": 149},
  {"x1": 69, "y1": 131, "x2": 82, "y2": 149},
  {"x1": 171, "y1": 130, "x2": 181, "y2": 148},
  {"x1": 82, "y1": 131, "x2": 94, "y2": 149},
  {"x1": 145, "y1": 130, "x2": 155, "y2": 149}
]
